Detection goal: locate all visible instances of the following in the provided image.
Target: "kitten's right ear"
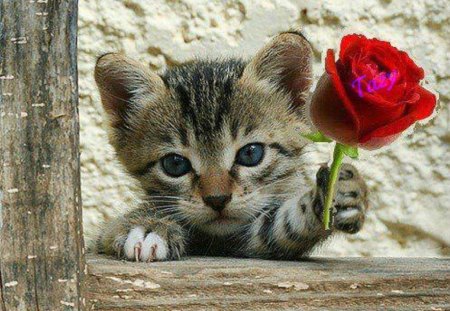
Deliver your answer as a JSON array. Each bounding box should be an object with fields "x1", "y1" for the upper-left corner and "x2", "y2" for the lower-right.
[{"x1": 94, "y1": 53, "x2": 165, "y2": 128}]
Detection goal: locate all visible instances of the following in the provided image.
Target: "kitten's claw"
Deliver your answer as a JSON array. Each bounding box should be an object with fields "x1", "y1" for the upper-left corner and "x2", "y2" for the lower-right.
[
  {"x1": 152, "y1": 245, "x2": 158, "y2": 260},
  {"x1": 146, "y1": 244, "x2": 158, "y2": 263},
  {"x1": 123, "y1": 226, "x2": 145, "y2": 260},
  {"x1": 134, "y1": 242, "x2": 142, "y2": 262},
  {"x1": 122, "y1": 227, "x2": 169, "y2": 262},
  {"x1": 141, "y1": 232, "x2": 168, "y2": 261}
]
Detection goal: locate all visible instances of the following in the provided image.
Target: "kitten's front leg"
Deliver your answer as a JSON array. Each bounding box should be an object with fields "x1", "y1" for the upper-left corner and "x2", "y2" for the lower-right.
[
  {"x1": 246, "y1": 164, "x2": 368, "y2": 259},
  {"x1": 96, "y1": 204, "x2": 186, "y2": 262},
  {"x1": 246, "y1": 191, "x2": 329, "y2": 259}
]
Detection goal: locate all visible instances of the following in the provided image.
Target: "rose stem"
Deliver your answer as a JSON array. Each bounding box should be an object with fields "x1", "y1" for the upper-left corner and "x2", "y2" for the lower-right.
[{"x1": 323, "y1": 143, "x2": 345, "y2": 230}]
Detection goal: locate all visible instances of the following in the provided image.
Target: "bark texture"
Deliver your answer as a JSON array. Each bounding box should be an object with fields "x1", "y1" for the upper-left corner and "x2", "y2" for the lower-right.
[
  {"x1": 0, "y1": 1, "x2": 84, "y2": 310},
  {"x1": 86, "y1": 255, "x2": 450, "y2": 310}
]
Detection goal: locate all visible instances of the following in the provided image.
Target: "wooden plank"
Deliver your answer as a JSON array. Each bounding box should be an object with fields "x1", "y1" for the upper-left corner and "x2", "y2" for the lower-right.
[
  {"x1": 0, "y1": 1, "x2": 84, "y2": 310},
  {"x1": 86, "y1": 255, "x2": 449, "y2": 310}
]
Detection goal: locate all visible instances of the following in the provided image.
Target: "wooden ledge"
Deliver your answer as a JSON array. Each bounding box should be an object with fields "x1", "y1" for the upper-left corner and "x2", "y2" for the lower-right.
[{"x1": 86, "y1": 255, "x2": 450, "y2": 310}]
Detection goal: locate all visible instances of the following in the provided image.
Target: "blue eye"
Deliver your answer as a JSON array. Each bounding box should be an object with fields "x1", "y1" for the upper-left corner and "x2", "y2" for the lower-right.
[
  {"x1": 161, "y1": 154, "x2": 191, "y2": 177},
  {"x1": 236, "y1": 143, "x2": 265, "y2": 167}
]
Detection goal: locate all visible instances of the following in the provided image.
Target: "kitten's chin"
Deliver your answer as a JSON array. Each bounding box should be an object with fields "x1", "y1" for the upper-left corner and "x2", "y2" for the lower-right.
[{"x1": 200, "y1": 218, "x2": 243, "y2": 236}]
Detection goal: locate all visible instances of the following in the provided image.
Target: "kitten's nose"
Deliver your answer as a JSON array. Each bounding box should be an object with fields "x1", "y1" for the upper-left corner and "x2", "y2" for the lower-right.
[{"x1": 203, "y1": 194, "x2": 232, "y2": 212}]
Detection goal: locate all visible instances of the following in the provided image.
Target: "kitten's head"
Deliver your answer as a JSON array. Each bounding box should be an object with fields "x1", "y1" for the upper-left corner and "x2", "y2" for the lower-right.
[{"x1": 95, "y1": 32, "x2": 313, "y2": 236}]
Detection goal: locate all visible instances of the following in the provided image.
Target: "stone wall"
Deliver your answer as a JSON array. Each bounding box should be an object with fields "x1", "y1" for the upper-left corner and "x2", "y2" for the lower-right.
[{"x1": 79, "y1": 0, "x2": 449, "y2": 256}]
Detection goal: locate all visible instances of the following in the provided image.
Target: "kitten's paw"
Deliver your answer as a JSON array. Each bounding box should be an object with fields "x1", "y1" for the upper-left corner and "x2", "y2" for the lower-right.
[
  {"x1": 316, "y1": 163, "x2": 368, "y2": 234},
  {"x1": 122, "y1": 226, "x2": 169, "y2": 262}
]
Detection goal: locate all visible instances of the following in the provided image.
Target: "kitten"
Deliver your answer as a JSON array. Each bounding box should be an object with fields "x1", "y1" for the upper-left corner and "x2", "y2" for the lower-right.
[{"x1": 94, "y1": 32, "x2": 368, "y2": 261}]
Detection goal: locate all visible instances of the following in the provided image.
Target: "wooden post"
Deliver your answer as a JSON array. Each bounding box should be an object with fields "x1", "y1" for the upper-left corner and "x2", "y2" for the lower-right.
[{"x1": 0, "y1": 1, "x2": 84, "y2": 310}]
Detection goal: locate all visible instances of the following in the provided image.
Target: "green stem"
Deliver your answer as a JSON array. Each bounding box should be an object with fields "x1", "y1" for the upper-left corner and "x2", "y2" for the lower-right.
[{"x1": 323, "y1": 143, "x2": 345, "y2": 230}]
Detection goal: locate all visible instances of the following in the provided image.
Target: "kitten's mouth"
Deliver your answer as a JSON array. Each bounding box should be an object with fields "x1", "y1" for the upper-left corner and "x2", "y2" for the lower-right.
[
  {"x1": 208, "y1": 213, "x2": 240, "y2": 225},
  {"x1": 200, "y1": 211, "x2": 245, "y2": 235}
]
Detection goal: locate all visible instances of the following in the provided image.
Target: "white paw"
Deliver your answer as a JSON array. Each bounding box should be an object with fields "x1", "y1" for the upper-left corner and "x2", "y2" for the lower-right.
[{"x1": 123, "y1": 226, "x2": 169, "y2": 262}]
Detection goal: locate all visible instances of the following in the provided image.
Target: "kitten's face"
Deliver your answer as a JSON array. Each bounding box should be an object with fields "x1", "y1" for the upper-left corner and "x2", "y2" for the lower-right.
[{"x1": 95, "y1": 33, "x2": 313, "y2": 236}]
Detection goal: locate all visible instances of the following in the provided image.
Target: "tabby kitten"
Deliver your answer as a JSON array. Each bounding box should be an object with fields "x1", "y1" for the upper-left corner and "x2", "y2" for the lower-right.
[{"x1": 94, "y1": 32, "x2": 368, "y2": 261}]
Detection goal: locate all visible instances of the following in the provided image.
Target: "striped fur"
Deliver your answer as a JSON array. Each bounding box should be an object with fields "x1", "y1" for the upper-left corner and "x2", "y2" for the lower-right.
[{"x1": 94, "y1": 32, "x2": 368, "y2": 261}]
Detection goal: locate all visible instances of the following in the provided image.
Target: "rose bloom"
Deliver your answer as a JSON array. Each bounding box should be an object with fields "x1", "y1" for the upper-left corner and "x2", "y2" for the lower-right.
[{"x1": 310, "y1": 34, "x2": 437, "y2": 150}]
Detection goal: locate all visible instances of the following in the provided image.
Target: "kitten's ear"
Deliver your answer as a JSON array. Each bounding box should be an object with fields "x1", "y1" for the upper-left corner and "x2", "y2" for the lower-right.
[
  {"x1": 94, "y1": 53, "x2": 165, "y2": 128},
  {"x1": 242, "y1": 32, "x2": 313, "y2": 108}
]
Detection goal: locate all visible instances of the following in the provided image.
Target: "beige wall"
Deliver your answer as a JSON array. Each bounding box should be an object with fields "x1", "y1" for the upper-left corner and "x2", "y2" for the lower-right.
[{"x1": 79, "y1": 0, "x2": 449, "y2": 256}]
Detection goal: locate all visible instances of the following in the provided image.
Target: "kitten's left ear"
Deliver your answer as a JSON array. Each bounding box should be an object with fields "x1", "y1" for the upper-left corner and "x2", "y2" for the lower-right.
[{"x1": 242, "y1": 31, "x2": 313, "y2": 108}]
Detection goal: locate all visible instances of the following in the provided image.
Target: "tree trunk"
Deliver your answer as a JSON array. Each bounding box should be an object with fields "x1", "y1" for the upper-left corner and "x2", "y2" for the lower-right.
[{"x1": 0, "y1": 1, "x2": 84, "y2": 310}]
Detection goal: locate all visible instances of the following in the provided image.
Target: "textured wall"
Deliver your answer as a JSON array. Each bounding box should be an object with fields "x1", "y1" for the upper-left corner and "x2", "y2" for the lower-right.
[{"x1": 79, "y1": 0, "x2": 449, "y2": 256}]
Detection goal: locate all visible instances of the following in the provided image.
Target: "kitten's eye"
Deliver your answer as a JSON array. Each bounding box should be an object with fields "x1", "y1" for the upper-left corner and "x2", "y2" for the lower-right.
[
  {"x1": 161, "y1": 154, "x2": 191, "y2": 177},
  {"x1": 235, "y1": 143, "x2": 265, "y2": 167}
]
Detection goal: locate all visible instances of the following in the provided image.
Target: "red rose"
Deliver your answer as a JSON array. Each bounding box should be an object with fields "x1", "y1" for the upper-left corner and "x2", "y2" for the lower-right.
[{"x1": 310, "y1": 34, "x2": 436, "y2": 150}]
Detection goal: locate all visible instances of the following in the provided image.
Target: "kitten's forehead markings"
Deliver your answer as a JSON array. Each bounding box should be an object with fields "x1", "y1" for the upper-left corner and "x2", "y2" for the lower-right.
[{"x1": 184, "y1": 125, "x2": 235, "y2": 174}]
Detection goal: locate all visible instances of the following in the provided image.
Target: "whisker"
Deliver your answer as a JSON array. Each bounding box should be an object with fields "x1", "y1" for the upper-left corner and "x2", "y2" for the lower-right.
[{"x1": 145, "y1": 195, "x2": 186, "y2": 200}]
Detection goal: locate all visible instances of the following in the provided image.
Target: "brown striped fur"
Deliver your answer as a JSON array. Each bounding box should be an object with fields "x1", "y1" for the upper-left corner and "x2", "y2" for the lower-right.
[{"x1": 94, "y1": 32, "x2": 369, "y2": 261}]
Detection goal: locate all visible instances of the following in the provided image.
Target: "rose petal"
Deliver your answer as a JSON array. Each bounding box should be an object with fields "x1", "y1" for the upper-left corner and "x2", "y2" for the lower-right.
[
  {"x1": 373, "y1": 82, "x2": 407, "y2": 104},
  {"x1": 358, "y1": 115, "x2": 415, "y2": 150},
  {"x1": 359, "y1": 88, "x2": 404, "y2": 108},
  {"x1": 359, "y1": 85, "x2": 436, "y2": 149},
  {"x1": 399, "y1": 51, "x2": 425, "y2": 82},
  {"x1": 325, "y1": 50, "x2": 360, "y2": 133},
  {"x1": 355, "y1": 98, "x2": 407, "y2": 137},
  {"x1": 310, "y1": 74, "x2": 359, "y2": 146},
  {"x1": 358, "y1": 133, "x2": 402, "y2": 150},
  {"x1": 408, "y1": 86, "x2": 436, "y2": 119},
  {"x1": 344, "y1": 71, "x2": 405, "y2": 109},
  {"x1": 365, "y1": 44, "x2": 403, "y2": 73},
  {"x1": 340, "y1": 34, "x2": 366, "y2": 62}
]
